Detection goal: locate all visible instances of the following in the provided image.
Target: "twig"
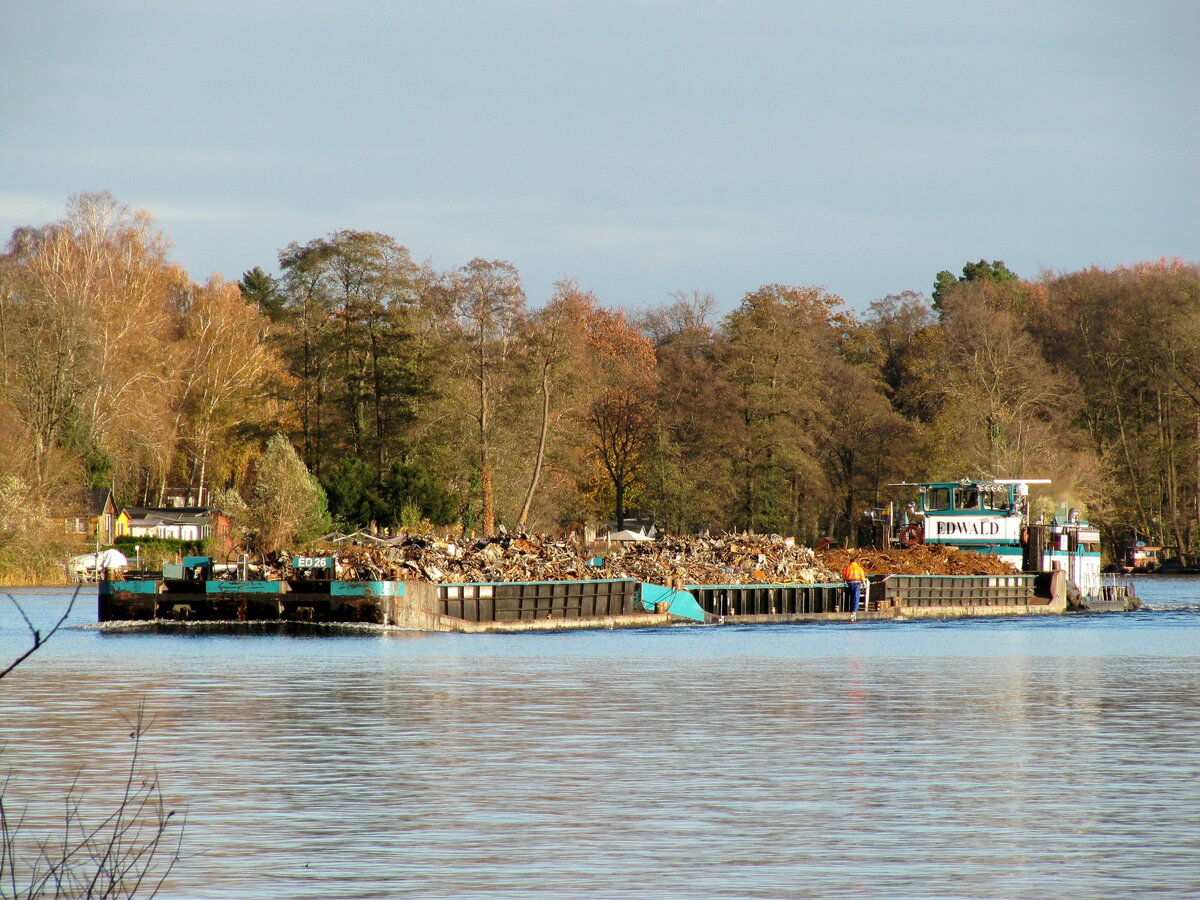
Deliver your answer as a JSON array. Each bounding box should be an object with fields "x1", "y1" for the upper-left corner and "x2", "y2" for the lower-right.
[
  {"x1": 0, "y1": 587, "x2": 81, "y2": 680},
  {"x1": 0, "y1": 707, "x2": 184, "y2": 899}
]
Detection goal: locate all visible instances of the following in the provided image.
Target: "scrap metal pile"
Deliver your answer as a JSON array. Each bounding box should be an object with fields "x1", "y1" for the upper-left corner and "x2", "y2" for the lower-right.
[
  {"x1": 307, "y1": 532, "x2": 1017, "y2": 585},
  {"x1": 818, "y1": 546, "x2": 1019, "y2": 577}
]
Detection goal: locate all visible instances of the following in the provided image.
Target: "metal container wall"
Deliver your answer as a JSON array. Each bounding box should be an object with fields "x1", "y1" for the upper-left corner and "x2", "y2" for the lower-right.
[
  {"x1": 879, "y1": 574, "x2": 1035, "y2": 607},
  {"x1": 98, "y1": 580, "x2": 160, "y2": 620},
  {"x1": 439, "y1": 579, "x2": 639, "y2": 622},
  {"x1": 687, "y1": 583, "x2": 846, "y2": 617}
]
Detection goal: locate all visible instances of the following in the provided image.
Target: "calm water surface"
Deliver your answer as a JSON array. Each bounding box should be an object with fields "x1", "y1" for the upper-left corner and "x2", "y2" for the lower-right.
[{"x1": 2, "y1": 579, "x2": 1199, "y2": 899}]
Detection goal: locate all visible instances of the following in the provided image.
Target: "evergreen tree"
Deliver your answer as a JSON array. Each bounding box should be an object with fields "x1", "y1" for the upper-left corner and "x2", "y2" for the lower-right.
[{"x1": 932, "y1": 259, "x2": 1019, "y2": 313}]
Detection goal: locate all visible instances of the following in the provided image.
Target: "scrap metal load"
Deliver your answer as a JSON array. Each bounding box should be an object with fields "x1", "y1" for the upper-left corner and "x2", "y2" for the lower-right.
[
  {"x1": 819, "y1": 546, "x2": 1019, "y2": 577},
  {"x1": 318, "y1": 533, "x2": 1018, "y2": 586}
]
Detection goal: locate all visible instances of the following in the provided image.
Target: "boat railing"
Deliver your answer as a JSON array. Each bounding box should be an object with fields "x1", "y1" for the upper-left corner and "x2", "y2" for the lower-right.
[{"x1": 1097, "y1": 572, "x2": 1137, "y2": 605}]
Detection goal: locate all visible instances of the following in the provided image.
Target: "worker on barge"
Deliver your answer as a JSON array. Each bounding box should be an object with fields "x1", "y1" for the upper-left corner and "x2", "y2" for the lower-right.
[{"x1": 842, "y1": 558, "x2": 868, "y2": 621}]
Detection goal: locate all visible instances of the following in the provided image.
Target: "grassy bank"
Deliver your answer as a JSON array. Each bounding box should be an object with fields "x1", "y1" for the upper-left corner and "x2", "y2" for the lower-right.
[
  {"x1": 0, "y1": 550, "x2": 73, "y2": 587},
  {"x1": 0, "y1": 536, "x2": 228, "y2": 587}
]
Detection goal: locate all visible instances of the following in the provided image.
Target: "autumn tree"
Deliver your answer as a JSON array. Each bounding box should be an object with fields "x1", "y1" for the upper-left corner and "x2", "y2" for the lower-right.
[
  {"x1": 928, "y1": 296, "x2": 1073, "y2": 478},
  {"x1": 722, "y1": 284, "x2": 847, "y2": 537},
  {"x1": 640, "y1": 291, "x2": 742, "y2": 533},
  {"x1": 0, "y1": 192, "x2": 179, "y2": 504},
  {"x1": 862, "y1": 291, "x2": 938, "y2": 420},
  {"x1": 169, "y1": 276, "x2": 285, "y2": 506},
  {"x1": 248, "y1": 434, "x2": 331, "y2": 553},
  {"x1": 818, "y1": 355, "x2": 910, "y2": 543},
  {"x1": 443, "y1": 259, "x2": 527, "y2": 535},
  {"x1": 587, "y1": 388, "x2": 654, "y2": 530},
  {"x1": 0, "y1": 470, "x2": 78, "y2": 583},
  {"x1": 513, "y1": 280, "x2": 595, "y2": 530},
  {"x1": 1039, "y1": 261, "x2": 1200, "y2": 561},
  {"x1": 565, "y1": 300, "x2": 658, "y2": 530}
]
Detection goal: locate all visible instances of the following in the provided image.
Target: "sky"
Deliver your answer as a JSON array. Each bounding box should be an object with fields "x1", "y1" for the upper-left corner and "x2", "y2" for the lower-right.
[{"x1": 2, "y1": 0, "x2": 1197, "y2": 314}]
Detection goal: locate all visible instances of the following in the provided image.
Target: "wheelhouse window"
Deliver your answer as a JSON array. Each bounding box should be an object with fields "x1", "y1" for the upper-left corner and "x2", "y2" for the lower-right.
[
  {"x1": 981, "y1": 485, "x2": 1010, "y2": 511},
  {"x1": 953, "y1": 486, "x2": 979, "y2": 510},
  {"x1": 924, "y1": 487, "x2": 951, "y2": 511}
]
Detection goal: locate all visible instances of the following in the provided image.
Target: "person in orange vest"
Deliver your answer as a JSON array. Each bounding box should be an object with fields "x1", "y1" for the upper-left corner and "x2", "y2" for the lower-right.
[{"x1": 842, "y1": 558, "x2": 869, "y2": 620}]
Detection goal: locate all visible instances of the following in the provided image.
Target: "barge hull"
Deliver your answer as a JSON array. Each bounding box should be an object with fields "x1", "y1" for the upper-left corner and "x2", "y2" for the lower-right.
[
  {"x1": 99, "y1": 567, "x2": 1136, "y2": 633},
  {"x1": 98, "y1": 577, "x2": 696, "y2": 632}
]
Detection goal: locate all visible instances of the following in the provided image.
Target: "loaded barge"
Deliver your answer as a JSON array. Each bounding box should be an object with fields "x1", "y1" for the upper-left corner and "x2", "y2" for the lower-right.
[
  {"x1": 97, "y1": 479, "x2": 1136, "y2": 631},
  {"x1": 96, "y1": 563, "x2": 1086, "y2": 631},
  {"x1": 98, "y1": 556, "x2": 708, "y2": 632}
]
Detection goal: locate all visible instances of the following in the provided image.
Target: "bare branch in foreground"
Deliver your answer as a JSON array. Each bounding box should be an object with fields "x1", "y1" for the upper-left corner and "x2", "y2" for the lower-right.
[
  {"x1": 1, "y1": 587, "x2": 81, "y2": 680},
  {"x1": 1, "y1": 705, "x2": 185, "y2": 899}
]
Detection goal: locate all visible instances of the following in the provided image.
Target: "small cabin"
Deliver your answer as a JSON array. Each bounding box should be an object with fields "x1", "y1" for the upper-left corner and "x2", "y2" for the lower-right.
[
  {"x1": 56, "y1": 488, "x2": 118, "y2": 546},
  {"x1": 115, "y1": 506, "x2": 220, "y2": 542},
  {"x1": 1119, "y1": 541, "x2": 1161, "y2": 572}
]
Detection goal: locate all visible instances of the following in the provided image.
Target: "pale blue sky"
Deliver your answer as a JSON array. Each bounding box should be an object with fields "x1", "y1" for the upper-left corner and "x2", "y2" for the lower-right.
[{"x1": 2, "y1": 1, "x2": 1197, "y2": 312}]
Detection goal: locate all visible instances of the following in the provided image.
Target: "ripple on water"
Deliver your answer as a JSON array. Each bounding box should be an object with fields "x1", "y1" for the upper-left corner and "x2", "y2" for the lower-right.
[{"x1": 1, "y1": 583, "x2": 1199, "y2": 898}]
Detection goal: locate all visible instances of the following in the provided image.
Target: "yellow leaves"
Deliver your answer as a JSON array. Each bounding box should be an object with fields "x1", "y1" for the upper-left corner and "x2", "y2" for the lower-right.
[
  {"x1": 732, "y1": 284, "x2": 845, "y2": 328},
  {"x1": 172, "y1": 275, "x2": 287, "y2": 484}
]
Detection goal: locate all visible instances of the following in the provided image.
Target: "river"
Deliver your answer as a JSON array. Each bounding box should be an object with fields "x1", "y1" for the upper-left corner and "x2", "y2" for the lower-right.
[{"x1": 2, "y1": 578, "x2": 1198, "y2": 899}]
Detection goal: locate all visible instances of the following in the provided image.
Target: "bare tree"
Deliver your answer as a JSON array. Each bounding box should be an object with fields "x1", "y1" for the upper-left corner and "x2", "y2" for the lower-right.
[
  {"x1": 2, "y1": 596, "x2": 184, "y2": 899},
  {"x1": 1, "y1": 708, "x2": 183, "y2": 900}
]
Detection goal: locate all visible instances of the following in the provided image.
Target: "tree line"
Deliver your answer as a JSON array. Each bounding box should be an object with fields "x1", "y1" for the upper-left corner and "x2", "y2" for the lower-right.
[{"x1": 3, "y1": 192, "x2": 1199, "y2": 568}]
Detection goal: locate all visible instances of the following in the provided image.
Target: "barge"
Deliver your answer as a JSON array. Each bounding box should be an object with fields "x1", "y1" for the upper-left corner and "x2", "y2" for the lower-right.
[
  {"x1": 98, "y1": 555, "x2": 708, "y2": 631},
  {"x1": 97, "y1": 553, "x2": 1131, "y2": 633},
  {"x1": 97, "y1": 479, "x2": 1139, "y2": 631}
]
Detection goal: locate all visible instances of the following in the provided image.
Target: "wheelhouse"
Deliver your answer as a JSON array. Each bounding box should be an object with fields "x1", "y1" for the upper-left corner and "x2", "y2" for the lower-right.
[
  {"x1": 913, "y1": 479, "x2": 1030, "y2": 552},
  {"x1": 890, "y1": 478, "x2": 1104, "y2": 599}
]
